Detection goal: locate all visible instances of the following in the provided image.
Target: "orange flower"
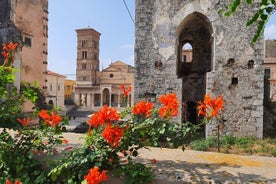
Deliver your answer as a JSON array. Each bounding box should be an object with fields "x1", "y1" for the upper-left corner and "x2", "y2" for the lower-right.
[
  {"x1": 17, "y1": 117, "x2": 30, "y2": 127},
  {"x1": 1, "y1": 42, "x2": 18, "y2": 66},
  {"x1": 102, "y1": 124, "x2": 124, "y2": 148},
  {"x1": 52, "y1": 149, "x2": 58, "y2": 155},
  {"x1": 38, "y1": 110, "x2": 62, "y2": 127},
  {"x1": 84, "y1": 166, "x2": 108, "y2": 184},
  {"x1": 151, "y1": 158, "x2": 157, "y2": 164},
  {"x1": 120, "y1": 84, "x2": 131, "y2": 97},
  {"x1": 38, "y1": 109, "x2": 50, "y2": 120},
  {"x1": 6, "y1": 180, "x2": 21, "y2": 184},
  {"x1": 198, "y1": 94, "x2": 224, "y2": 119},
  {"x1": 87, "y1": 105, "x2": 120, "y2": 127},
  {"x1": 64, "y1": 146, "x2": 73, "y2": 151},
  {"x1": 132, "y1": 101, "x2": 154, "y2": 117},
  {"x1": 14, "y1": 180, "x2": 21, "y2": 184},
  {"x1": 158, "y1": 93, "x2": 179, "y2": 118},
  {"x1": 62, "y1": 138, "x2": 69, "y2": 144},
  {"x1": 6, "y1": 180, "x2": 12, "y2": 184}
]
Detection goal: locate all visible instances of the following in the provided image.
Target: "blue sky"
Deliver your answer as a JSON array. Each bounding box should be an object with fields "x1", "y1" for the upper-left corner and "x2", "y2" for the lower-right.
[{"x1": 47, "y1": 1, "x2": 276, "y2": 80}]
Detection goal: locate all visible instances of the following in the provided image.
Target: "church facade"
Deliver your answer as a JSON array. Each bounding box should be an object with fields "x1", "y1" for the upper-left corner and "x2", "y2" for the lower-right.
[{"x1": 74, "y1": 28, "x2": 134, "y2": 109}]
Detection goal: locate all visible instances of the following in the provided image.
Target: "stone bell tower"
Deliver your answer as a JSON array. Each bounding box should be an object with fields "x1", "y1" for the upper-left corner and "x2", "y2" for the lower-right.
[{"x1": 134, "y1": 0, "x2": 264, "y2": 138}]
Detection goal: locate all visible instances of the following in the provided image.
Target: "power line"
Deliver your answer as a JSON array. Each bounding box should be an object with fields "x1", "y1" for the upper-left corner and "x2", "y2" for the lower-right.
[{"x1": 122, "y1": 0, "x2": 134, "y2": 24}]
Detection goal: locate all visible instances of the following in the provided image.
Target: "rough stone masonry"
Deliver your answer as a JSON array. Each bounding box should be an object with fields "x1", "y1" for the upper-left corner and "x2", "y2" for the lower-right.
[{"x1": 134, "y1": 0, "x2": 264, "y2": 138}]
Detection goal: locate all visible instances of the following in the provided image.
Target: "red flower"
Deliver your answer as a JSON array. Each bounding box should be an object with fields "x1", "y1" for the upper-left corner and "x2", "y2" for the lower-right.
[
  {"x1": 52, "y1": 149, "x2": 58, "y2": 155},
  {"x1": 198, "y1": 94, "x2": 224, "y2": 119},
  {"x1": 158, "y1": 93, "x2": 179, "y2": 118},
  {"x1": 38, "y1": 110, "x2": 62, "y2": 127},
  {"x1": 62, "y1": 139, "x2": 69, "y2": 144},
  {"x1": 1, "y1": 42, "x2": 18, "y2": 66},
  {"x1": 151, "y1": 158, "x2": 157, "y2": 164},
  {"x1": 84, "y1": 166, "x2": 108, "y2": 184},
  {"x1": 14, "y1": 181, "x2": 21, "y2": 184},
  {"x1": 120, "y1": 84, "x2": 131, "y2": 97},
  {"x1": 87, "y1": 105, "x2": 120, "y2": 127},
  {"x1": 102, "y1": 124, "x2": 124, "y2": 148},
  {"x1": 132, "y1": 101, "x2": 154, "y2": 117},
  {"x1": 6, "y1": 180, "x2": 21, "y2": 184},
  {"x1": 64, "y1": 146, "x2": 73, "y2": 151},
  {"x1": 17, "y1": 117, "x2": 30, "y2": 127},
  {"x1": 6, "y1": 180, "x2": 12, "y2": 184},
  {"x1": 14, "y1": 180, "x2": 21, "y2": 184}
]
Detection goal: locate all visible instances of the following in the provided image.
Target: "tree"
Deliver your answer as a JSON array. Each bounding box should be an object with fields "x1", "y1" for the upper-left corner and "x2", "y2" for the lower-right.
[{"x1": 223, "y1": 0, "x2": 275, "y2": 43}]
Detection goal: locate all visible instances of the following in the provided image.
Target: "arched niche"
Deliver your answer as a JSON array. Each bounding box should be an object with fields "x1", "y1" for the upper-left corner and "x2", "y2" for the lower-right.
[{"x1": 177, "y1": 12, "x2": 213, "y2": 134}]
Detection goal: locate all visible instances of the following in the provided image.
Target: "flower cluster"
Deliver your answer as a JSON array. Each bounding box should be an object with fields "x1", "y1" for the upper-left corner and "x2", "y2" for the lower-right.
[
  {"x1": 38, "y1": 109, "x2": 62, "y2": 127},
  {"x1": 6, "y1": 180, "x2": 21, "y2": 184},
  {"x1": 1, "y1": 42, "x2": 18, "y2": 67},
  {"x1": 17, "y1": 117, "x2": 30, "y2": 127},
  {"x1": 158, "y1": 93, "x2": 179, "y2": 118},
  {"x1": 120, "y1": 84, "x2": 131, "y2": 97},
  {"x1": 87, "y1": 105, "x2": 124, "y2": 148},
  {"x1": 87, "y1": 105, "x2": 120, "y2": 127},
  {"x1": 198, "y1": 94, "x2": 224, "y2": 120},
  {"x1": 132, "y1": 101, "x2": 154, "y2": 118},
  {"x1": 84, "y1": 166, "x2": 108, "y2": 184},
  {"x1": 102, "y1": 123, "x2": 125, "y2": 148}
]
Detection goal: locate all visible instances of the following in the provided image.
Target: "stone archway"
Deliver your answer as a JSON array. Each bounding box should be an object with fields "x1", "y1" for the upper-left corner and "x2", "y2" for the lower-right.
[
  {"x1": 102, "y1": 88, "x2": 110, "y2": 106},
  {"x1": 177, "y1": 12, "x2": 213, "y2": 134}
]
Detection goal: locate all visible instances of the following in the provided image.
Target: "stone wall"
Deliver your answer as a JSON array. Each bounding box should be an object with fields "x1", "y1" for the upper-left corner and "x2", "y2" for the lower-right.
[{"x1": 135, "y1": 0, "x2": 264, "y2": 138}]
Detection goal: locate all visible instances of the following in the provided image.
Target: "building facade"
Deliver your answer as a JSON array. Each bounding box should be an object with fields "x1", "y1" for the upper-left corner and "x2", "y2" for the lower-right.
[
  {"x1": 74, "y1": 28, "x2": 134, "y2": 109},
  {"x1": 46, "y1": 70, "x2": 66, "y2": 108},
  {"x1": 264, "y1": 40, "x2": 276, "y2": 101},
  {"x1": 0, "y1": 0, "x2": 48, "y2": 111},
  {"x1": 64, "y1": 79, "x2": 76, "y2": 104},
  {"x1": 135, "y1": 0, "x2": 264, "y2": 138}
]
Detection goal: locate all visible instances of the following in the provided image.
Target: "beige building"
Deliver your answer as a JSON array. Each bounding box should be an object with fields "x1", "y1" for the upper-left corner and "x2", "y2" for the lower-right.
[
  {"x1": 0, "y1": 0, "x2": 48, "y2": 111},
  {"x1": 64, "y1": 79, "x2": 76, "y2": 104},
  {"x1": 74, "y1": 28, "x2": 134, "y2": 109},
  {"x1": 264, "y1": 40, "x2": 276, "y2": 101},
  {"x1": 46, "y1": 70, "x2": 66, "y2": 108}
]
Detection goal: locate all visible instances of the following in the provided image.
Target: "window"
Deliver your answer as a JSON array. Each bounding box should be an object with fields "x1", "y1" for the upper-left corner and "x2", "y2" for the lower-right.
[
  {"x1": 58, "y1": 85, "x2": 60, "y2": 91},
  {"x1": 265, "y1": 68, "x2": 271, "y2": 79},
  {"x1": 24, "y1": 37, "x2": 32, "y2": 47},
  {"x1": 182, "y1": 43, "x2": 192, "y2": 63},
  {"x1": 94, "y1": 54, "x2": 97, "y2": 60},
  {"x1": 81, "y1": 40, "x2": 88, "y2": 47},
  {"x1": 50, "y1": 85, "x2": 52, "y2": 91},
  {"x1": 93, "y1": 40, "x2": 97, "y2": 49},
  {"x1": 83, "y1": 76, "x2": 86, "y2": 81},
  {"x1": 82, "y1": 63, "x2": 87, "y2": 70},
  {"x1": 182, "y1": 55, "x2": 187, "y2": 62},
  {"x1": 82, "y1": 51, "x2": 87, "y2": 59}
]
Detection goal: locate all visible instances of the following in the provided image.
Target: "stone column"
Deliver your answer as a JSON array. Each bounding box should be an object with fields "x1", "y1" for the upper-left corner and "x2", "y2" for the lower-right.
[
  {"x1": 109, "y1": 93, "x2": 112, "y2": 107},
  {"x1": 91, "y1": 94, "x2": 94, "y2": 107},
  {"x1": 118, "y1": 93, "x2": 121, "y2": 108},
  {"x1": 87, "y1": 93, "x2": 91, "y2": 107}
]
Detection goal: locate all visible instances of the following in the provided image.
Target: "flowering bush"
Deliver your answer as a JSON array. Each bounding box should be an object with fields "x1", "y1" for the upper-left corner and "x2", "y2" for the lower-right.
[
  {"x1": 0, "y1": 42, "x2": 224, "y2": 184},
  {"x1": 0, "y1": 42, "x2": 68, "y2": 183}
]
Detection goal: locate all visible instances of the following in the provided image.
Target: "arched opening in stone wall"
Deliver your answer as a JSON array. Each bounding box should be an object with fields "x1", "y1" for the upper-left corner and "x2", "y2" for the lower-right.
[
  {"x1": 177, "y1": 12, "x2": 213, "y2": 136},
  {"x1": 102, "y1": 88, "x2": 110, "y2": 106}
]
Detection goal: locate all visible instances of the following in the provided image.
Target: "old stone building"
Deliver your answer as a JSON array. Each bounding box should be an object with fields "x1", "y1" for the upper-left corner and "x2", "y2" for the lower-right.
[
  {"x1": 264, "y1": 40, "x2": 276, "y2": 101},
  {"x1": 0, "y1": 0, "x2": 48, "y2": 111},
  {"x1": 135, "y1": 0, "x2": 264, "y2": 138},
  {"x1": 46, "y1": 70, "x2": 66, "y2": 108},
  {"x1": 74, "y1": 28, "x2": 134, "y2": 110}
]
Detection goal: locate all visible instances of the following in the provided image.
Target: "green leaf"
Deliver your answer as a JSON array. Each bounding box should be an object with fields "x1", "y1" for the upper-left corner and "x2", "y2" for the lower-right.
[{"x1": 246, "y1": 12, "x2": 260, "y2": 26}]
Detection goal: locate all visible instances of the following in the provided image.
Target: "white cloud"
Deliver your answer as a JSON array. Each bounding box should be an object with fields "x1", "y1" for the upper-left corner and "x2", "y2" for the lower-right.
[{"x1": 264, "y1": 24, "x2": 276, "y2": 39}]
